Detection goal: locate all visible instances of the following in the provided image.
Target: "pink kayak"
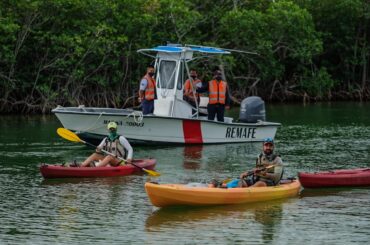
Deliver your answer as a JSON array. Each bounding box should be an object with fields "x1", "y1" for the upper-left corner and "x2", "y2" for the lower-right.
[
  {"x1": 40, "y1": 159, "x2": 156, "y2": 179},
  {"x1": 298, "y1": 168, "x2": 370, "y2": 188}
]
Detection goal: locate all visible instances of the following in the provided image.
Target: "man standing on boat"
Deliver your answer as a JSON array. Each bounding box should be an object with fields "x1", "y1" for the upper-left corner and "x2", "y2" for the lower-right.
[
  {"x1": 197, "y1": 69, "x2": 230, "y2": 122},
  {"x1": 80, "y1": 122, "x2": 133, "y2": 167},
  {"x1": 184, "y1": 69, "x2": 202, "y2": 108},
  {"x1": 138, "y1": 65, "x2": 156, "y2": 115}
]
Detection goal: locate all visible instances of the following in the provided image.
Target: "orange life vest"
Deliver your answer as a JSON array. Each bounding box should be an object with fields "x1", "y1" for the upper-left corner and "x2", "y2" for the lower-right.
[
  {"x1": 184, "y1": 79, "x2": 201, "y2": 98},
  {"x1": 142, "y1": 74, "x2": 156, "y2": 101},
  {"x1": 208, "y1": 80, "x2": 227, "y2": 104}
]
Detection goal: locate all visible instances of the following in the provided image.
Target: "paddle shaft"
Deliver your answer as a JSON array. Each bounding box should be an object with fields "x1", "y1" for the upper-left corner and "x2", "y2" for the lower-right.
[
  {"x1": 243, "y1": 165, "x2": 276, "y2": 178},
  {"x1": 222, "y1": 165, "x2": 276, "y2": 185},
  {"x1": 78, "y1": 139, "x2": 123, "y2": 160},
  {"x1": 80, "y1": 138, "x2": 151, "y2": 171},
  {"x1": 56, "y1": 128, "x2": 160, "y2": 176}
]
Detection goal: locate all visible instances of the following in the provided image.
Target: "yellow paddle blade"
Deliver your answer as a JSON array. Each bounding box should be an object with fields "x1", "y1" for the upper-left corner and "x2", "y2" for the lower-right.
[
  {"x1": 57, "y1": 127, "x2": 161, "y2": 177},
  {"x1": 222, "y1": 178, "x2": 232, "y2": 184},
  {"x1": 143, "y1": 168, "x2": 161, "y2": 177},
  {"x1": 57, "y1": 128, "x2": 83, "y2": 143}
]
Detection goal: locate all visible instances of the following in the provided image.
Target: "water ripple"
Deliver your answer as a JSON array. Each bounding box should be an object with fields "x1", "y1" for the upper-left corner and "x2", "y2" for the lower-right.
[{"x1": 1, "y1": 104, "x2": 370, "y2": 244}]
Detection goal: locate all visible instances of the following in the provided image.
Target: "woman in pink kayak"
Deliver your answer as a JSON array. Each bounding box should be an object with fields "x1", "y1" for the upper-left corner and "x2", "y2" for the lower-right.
[{"x1": 79, "y1": 121, "x2": 133, "y2": 167}]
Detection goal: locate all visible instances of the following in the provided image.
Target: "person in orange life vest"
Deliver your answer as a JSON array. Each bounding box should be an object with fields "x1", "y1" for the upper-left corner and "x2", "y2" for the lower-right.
[
  {"x1": 183, "y1": 70, "x2": 202, "y2": 108},
  {"x1": 139, "y1": 65, "x2": 156, "y2": 115},
  {"x1": 80, "y1": 122, "x2": 133, "y2": 167},
  {"x1": 196, "y1": 70, "x2": 230, "y2": 122}
]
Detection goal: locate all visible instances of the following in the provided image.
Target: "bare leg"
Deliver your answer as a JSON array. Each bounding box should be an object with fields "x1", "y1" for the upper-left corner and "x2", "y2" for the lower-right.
[
  {"x1": 81, "y1": 153, "x2": 104, "y2": 167},
  {"x1": 251, "y1": 181, "x2": 267, "y2": 187},
  {"x1": 238, "y1": 179, "x2": 249, "y2": 187},
  {"x1": 95, "y1": 155, "x2": 121, "y2": 167}
]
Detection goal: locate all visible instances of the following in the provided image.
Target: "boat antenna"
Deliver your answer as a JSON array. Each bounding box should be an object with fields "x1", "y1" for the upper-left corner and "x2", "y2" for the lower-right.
[
  {"x1": 185, "y1": 44, "x2": 258, "y2": 56},
  {"x1": 222, "y1": 47, "x2": 258, "y2": 56}
]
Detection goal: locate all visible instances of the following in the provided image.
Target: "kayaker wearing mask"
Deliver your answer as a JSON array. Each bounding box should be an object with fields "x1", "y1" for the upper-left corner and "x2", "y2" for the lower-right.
[
  {"x1": 80, "y1": 122, "x2": 133, "y2": 167},
  {"x1": 238, "y1": 137, "x2": 284, "y2": 187}
]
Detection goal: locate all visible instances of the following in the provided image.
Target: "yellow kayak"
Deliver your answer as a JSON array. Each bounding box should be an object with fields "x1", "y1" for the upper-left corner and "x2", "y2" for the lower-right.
[{"x1": 145, "y1": 180, "x2": 301, "y2": 207}]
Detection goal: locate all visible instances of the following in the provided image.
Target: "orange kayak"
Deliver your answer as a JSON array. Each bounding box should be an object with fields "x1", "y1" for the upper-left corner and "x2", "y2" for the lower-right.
[{"x1": 145, "y1": 180, "x2": 301, "y2": 207}]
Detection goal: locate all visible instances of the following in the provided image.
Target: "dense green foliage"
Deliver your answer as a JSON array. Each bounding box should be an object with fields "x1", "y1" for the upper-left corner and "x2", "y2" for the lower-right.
[{"x1": 0, "y1": 0, "x2": 369, "y2": 113}]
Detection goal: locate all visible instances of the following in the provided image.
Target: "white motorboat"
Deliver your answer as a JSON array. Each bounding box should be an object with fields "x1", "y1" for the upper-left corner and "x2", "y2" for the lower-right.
[{"x1": 52, "y1": 45, "x2": 280, "y2": 144}]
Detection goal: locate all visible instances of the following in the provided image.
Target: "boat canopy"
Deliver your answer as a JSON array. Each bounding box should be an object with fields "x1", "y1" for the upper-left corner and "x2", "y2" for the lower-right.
[
  {"x1": 138, "y1": 44, "x2": 230, "y2": 60},
  {"x1": 137, "y1": 44, "x2": 231, "y2": 119}
]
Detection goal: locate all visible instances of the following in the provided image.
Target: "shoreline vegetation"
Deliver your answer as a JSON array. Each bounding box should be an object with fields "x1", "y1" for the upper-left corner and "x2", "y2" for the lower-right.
[{"x1": 0, "y1": 0, "x2": 369, "y2": 114}]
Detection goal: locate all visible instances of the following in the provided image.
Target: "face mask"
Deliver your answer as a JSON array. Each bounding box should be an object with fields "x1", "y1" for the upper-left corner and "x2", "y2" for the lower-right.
[
  {"x1": 108, "y1": 131, "x2": 118, "y2": 141},
  {"x1": 191, "y1": 75, "x2": 197, "y2": 79},
  {"x1": 148, "y1": 72, "x2": 155, "y2": 77},
  {"x1": 215, "y1": 75, "x2": 222, "y2": 80}
]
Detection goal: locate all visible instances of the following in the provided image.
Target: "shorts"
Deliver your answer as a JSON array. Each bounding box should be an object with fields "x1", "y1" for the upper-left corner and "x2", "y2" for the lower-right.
[{"x1": 261, "y1": 179, "x2": 276, "y2": 186}]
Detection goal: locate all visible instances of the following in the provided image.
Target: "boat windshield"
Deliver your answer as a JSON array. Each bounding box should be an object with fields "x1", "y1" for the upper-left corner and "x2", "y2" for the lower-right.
[{"x1": 158, "y1": 60, "x2": 177, "y2": 89}]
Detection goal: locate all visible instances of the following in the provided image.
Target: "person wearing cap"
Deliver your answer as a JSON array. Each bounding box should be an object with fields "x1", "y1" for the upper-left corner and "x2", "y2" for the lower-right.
[
  {"x1": 138, "y1": 65, "x2": 156, "y2": 115},
  {"x1": 196, "y1": 69, "x2": 230, "y2": 122},
  {"x1": 209, "y1": 137, "x2": 283, "y2": 188},
  {"x1": 80, "y1": 122, "x2": 133, "y2": 167},
  {"x1": 238, "y1": 138, "x2": 284, "y2": 187}
]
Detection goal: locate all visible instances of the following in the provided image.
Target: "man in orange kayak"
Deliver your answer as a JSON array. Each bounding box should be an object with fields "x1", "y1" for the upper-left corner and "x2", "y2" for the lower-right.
[
  {"x1": 79, "y1": 122, "x2": 133, "y2": 167},
  {"x1": 238, "y1": 137, "x2": 284, "y2": 187},
  {"x1": 211, "y1": 138, "x2": 283, "y2": 188}
]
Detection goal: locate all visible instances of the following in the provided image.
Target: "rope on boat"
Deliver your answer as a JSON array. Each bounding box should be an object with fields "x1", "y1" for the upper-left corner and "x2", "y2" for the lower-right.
[
  {"x1": 77, "y1": 110, "x2": 144, "y2": 134},
  {"x1": 77, "y1": 111, "x2": 105, "y2": 133},
  {"x1": 126, "y1": 110, "x2": 143, "y2": 123},
  {"x1": 57, "y1": 105, "x2": 144, "y2": 135}
]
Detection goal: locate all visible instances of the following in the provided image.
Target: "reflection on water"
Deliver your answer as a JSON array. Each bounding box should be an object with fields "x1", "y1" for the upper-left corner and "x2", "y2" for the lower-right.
[
  {"x1": 145, "y1": 199, "x2": 287, "y2": 244},
  {"x1": 41, "y1": 175, "x2": 132, "y2": 186},
  {"x1": 300, "y1": 186, "x2": 370, "y2": 198},
  {"x1": 183, "y1": 145, "x2": 203, "y2": 170},
  {"x1": 1, "y1": 103, "x2": 370, "y2": 244}
]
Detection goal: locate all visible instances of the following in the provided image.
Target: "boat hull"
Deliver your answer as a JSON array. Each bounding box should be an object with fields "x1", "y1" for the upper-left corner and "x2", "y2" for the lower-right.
[
  {"x1": 40, "y1": 159, "x2": 156, "y2": 178},
  {"x1": 145, "y1": 180, "x2": 301, "y2": 207},
  {"x1": 52, "y1": 107, "x2": 280, "y2": 144},
  {"x1": 298, "y1": 168, "x2": 370, "y2": 188}
]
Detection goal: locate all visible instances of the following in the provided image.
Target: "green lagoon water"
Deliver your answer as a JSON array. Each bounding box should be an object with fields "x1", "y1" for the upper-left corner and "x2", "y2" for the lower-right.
[{"x1": 0, "y1": 102, "x2": 369, "y2": 244}]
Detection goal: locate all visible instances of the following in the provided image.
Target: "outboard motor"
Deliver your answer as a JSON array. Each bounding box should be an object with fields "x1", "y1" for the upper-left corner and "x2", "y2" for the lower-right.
[{"x1": 239, "y1": 96, "x2": 266, "y2": 123}]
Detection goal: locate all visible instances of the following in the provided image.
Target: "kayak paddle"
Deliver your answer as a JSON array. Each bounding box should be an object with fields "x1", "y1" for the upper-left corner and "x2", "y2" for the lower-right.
[
  {"x1": 56, "y1": 127, "x2": 160, "y2": 177},
  {"x1": 222, "y1": 165, "x2": 277, "y2": 185}
]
